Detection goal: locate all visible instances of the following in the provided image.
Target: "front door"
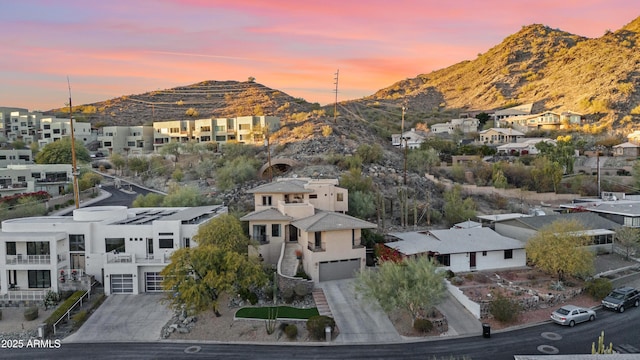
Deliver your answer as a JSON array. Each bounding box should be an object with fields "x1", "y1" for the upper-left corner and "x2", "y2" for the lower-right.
[
  {"x1": 70, "y1": 253, "x2": 86, "y2": 271},
  {"x1": 469, "y1": 252, "x2": 476, "y2": 268}
]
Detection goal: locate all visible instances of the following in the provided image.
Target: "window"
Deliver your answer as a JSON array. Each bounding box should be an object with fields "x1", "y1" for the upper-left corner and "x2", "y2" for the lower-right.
[
  {"x1": 159, "y1": 238, "x2": 173, "y2": 249},
  {"x1": 482, "y1": 251, "x2": 487, "y2": 256},
  {"x1": 0, "y1": 156, "x2": 5, "y2": 160},
  {"x1": 435, "y1": 254, "x2": 451, "y2": 266},
  {"x1": 336, "y1": 193, "x2": 344, "y2": 202},
  {"x1": 103, "y1": 141, "x2": 112, "y2": 147},
  {"x1": 53, "y1": 129, "x2": 60, "y2": 134},
  {"x1": 69, "y1": 234, "x2": 85, "y2": 251},
  {"x1": 200, "y1": 126, "x2": 211, "y2": 132},
  {"x1": 28, "y1": 270, "x2": 51, "y2": 288},
  {"x1": 504, "y1": 249, "x2": 513, "y2": 259},
  {"x1": 215, "y1": 135, "x2": 226, "y2": 142},
  {"x1": 17, "y1": 176, "x2": 26, "y2": 182},
  {"x1": 262, "y1": 196, "x2": 272, "y2": 206},
  {"x1": 309, "y1": 194, "x2": 318, "y2": 199},
  {"x1": 6, "y1": 242, "x2": 16, "y2": 255},
  {"x1": 105, "y1": 238, "x2": 125, "y2": 253},
  {"x1": 238, "y1": 124, "x2": 251, "y2": 130},
  {"x1": 214, "y1": 125, "x2": 225, "y2": 132},
  {"x1": 272, "y1": 224, "x2": 281, "y2": 237},
  {"x1": 159, "y1": 232, "x2": 174, "y2": 236},
  {"x1": 27, "y1": 242, "x2": 50, "y2": 255},
  {"x1": 127, "y1": 141, "x2": 135, "y2": 147}
]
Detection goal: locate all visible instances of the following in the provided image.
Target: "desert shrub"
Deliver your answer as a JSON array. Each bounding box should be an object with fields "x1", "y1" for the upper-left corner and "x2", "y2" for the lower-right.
[
  {"x1": 295, "y1": 268, "x2": 311, "y2": 280},
  {"x1": 24, "y1": 307, "x2": 39, "y2": 321},
  {"x1": 464, "y1": 273, "x2": 474, "y2": 281},
  {"x1": 451, "y1": 276, "x2": 464, "y2": 286},
  {"x1": 321, "y1": 125, "x2": 333, "y2": 137},
  {"x1": 585, "y1": 278, "x2": 612, "y2": 300},
  {"x1": 282, "y1": 288, "x2": 295, "y2": 303},
  {"x1": 306, "y1": 315, "x2": 336, "y2": 340},
  {"x1": 239, "y1": 289, "x2": 258, "y2": 305},
  {"x1": 44, "y1": 290, "x2": 87, "y2": 332},
  {"x1": 285, "y1": 324, "x2": 298, "y2": 339},
  {"x1": 43, "y1": 290, "x2": 60, "y2": 310},
  {"x1": 293, "y1": 283, "x2": 308, "y2": 298},
  {"x1": 445, "y1": 270, "x2": 455, "y2": 279},
  {"x1": 548, "y1": 281, "x2": 565, "y2": 291},
  {"x1": 489, "y1": 293, "x2": 520, "y2": 323},
  {"x1": 413, "y1": 318, "x2": 433, "y2": 333},
  {"x1": 72, "y1": 310, "x2": 88, "y2": 329}
]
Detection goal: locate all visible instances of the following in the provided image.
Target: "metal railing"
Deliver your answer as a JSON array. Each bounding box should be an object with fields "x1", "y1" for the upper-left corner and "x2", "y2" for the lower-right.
[
  {"x1": 0, "y1": 288, "x2": 49, "y2": 301},
  {"x1": 6, "y1": 254, "x2": 51, "y2": 265},
  {"x1": 53, "y1": 290, "x2": 90, "y2": 334},
  {"x1": 106, "y1": 253, "x2": 132, "y2": 263},
  {"x1": 252, "y1": 234, "x2": 269, "y2": 244},
  {"x1": 307, "y1": 243, "x2": 325, "y2": 252}
]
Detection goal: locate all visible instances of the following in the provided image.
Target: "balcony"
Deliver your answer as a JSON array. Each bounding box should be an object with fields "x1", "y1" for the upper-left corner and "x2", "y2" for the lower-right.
[
  {"x1": 0, "y1": 182, "x2": 28, "y2": 190},
  {"x1": 36, "y1": 178, "x2": 69, "y2": 184},
  {"x1": 252, "y1": 234, "x2": 269, "y2": 245},
  {"x1": 6, "y1": 254, "x2": 51, "y2": 265},
  {"x1": 106, "y1": 253, "x2": 132, "y2": 263},
  {"x1": 0, "y1": 288, "x2": 50, "y2": 301},
  {"x1": 307, "y1": 243, "x2": 325, "y2": 252},
  {"x1": 134, "y1": 254, "x2": 171, "y2": 264}
]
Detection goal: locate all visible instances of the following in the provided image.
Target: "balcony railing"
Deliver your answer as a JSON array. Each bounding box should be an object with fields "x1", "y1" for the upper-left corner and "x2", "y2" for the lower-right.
[
  {"x1": 36, "y1": 178, "x2": 70, "y2": 183},
  {"x1": 0, "y1": 182, "x2": 28, "y2": 190},
  {"x1": 6, "y1": 254, "x2": 51, "y2": 265},
  {"x1": 134, "y1": 254, "x2": 171, "y2": 264},
  {"x1": 0, "y1": 288, "x2": 50, "y2": 301},
  {"x1": 252, "y1": 234, "x2": 269, "y2": 245},
  {"x1": 106, "y1": 253, "x2": 132, "y2": 263},
  {"x1": 307, "y1": 243, "x2": 325, "y2": 252}
]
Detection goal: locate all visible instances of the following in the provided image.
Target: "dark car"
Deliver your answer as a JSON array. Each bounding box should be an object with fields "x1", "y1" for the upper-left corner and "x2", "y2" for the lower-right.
[{"x1": 601, "y1": 286, "x2": 640, "y2": 313}]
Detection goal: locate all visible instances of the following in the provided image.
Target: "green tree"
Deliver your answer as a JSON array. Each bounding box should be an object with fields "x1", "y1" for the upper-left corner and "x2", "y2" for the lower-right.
[
  {"x1": 614, "y1": 227, "x2": 640, "y2": 260},
  {"x1": 110, "y1": 153, "x2": 125, "y2": 176},
  {"x1": 339, "y1": 168, "x2": 373, "y2": 193},
  {"x1": 160, "y1": 142, "x2": 183, "y2": 165},
  {"x1": 407, "y1": 148, "x2": 440, "y2": 175},
  {"x1": 128, "y1": 156, "x2": 149, "y2": 176},
  {"x1": 355, "y1": 256, "x2": 446, "y2": 326},
  {"x1": 35, "y1": 138, "x2": 90, "y2": 164},
  {"x1": 160, "y1": 245, "x2": 266, "y2": 317},
  {"x1": 525, "y1": 220, "x2": 594, "y2": 281},
  {"x1": 348, "y1": 190, "x2": 376, "y2": 219},
  {"x1": 443, "y1": 185, "x2": 476, "y2": 226},
  {"x1": 535, "y1": 136, "x2": 576, "y2": 174},
  {"x1": 215, "y1": 155, "x2": 260, "y2": 191},
  {"x1": 530, "y1": 156, "x2": 563, "y2": 192},
  {"x1": 162, "y1": 184, "x2": 206, "y2": 207},
  {"x1": 193, "y1": 214, "x2": 250, "y2": 254},
  {"x1": 633, "y1": 160, "x2": 640, "y2": 191},
  {"x1": 132, "y1": 192, "x2": 165, "y2": 207},
  {"x1": 78, "y1": 171, "x2": 103, "y2": 191},
  {"x1": 11, "y1": 140, "x2": 26, "y2": 149},
  {"x1": 355, "y1": 144, "x2": 383, "y2": 164}
]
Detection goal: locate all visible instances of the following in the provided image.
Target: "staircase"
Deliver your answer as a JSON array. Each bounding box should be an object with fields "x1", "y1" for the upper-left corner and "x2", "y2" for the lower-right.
[
  {"x1": 312, "y1": 288, "x2": 332, "y2": 317},
  {"x1": 281, "y1": 243, "x2": 300, "y2": 277}
]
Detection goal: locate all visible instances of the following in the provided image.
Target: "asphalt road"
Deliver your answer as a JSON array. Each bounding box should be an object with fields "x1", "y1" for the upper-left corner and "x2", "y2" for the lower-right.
[{"x1": 4, "y1": 306, "x2": 640, "y2": 360}]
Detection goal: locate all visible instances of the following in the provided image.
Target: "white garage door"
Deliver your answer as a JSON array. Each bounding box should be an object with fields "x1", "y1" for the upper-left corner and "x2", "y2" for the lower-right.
[
  {"x1": 319, "y1": 258, "x2": 361, "y2": 282},
  {"x1": 145, "y1": 272, "x2": 164, "y2": 292},
  {"x1": 110, "y1": 274, "x2": 133, "y2": 294}
]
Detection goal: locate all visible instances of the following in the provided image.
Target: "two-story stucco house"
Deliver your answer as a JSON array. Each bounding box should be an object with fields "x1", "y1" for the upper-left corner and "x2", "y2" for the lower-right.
[
  {"x1": 0, "y1": 205, "x2": 227, "y2": 300},
  {"x1": 241, "y1": 178, "x2": 376, "y2": 283},
  {"x1": 478, "y1": 128, "x2": 525, "y2": 145}
]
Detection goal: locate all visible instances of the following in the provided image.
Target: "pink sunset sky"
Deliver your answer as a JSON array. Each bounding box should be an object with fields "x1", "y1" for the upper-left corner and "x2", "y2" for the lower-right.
[{"x1": 1, "y1": 0, "x2": 637, "y2": 111}]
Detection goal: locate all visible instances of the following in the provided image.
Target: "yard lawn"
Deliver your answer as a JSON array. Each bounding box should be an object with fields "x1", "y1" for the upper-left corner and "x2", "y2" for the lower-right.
[{"x1": 235, "y1": 306, "x2": 319, "y2": 320}]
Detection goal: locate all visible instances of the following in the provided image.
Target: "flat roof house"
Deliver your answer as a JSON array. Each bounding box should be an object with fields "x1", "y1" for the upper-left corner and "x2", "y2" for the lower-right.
[{"x1": 0, "y1": 205, "x2": 227, "y2": 300}]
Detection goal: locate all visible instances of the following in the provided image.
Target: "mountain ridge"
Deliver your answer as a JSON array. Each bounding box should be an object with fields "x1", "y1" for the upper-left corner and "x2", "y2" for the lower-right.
[{"x1": 49, "y1": 15, "x2": 640, "y2": 135}]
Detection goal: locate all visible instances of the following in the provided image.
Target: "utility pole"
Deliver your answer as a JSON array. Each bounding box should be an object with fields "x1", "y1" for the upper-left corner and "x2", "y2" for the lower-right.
[
  {"x1": 596, "y1": 146, "x2": 602, "y2": 198},
  {"x1": 333, "y1": 69, "x2": 339, "y2": 123},
  {"x1": 67, "y1": 77, "x2": 80, "y2": 209},
  {"x1": 264, "y1": 128, "x2": 273, "y2": 182},
  {"x1": 401, "y1": 106, "x2": 407, "y2": 185}
]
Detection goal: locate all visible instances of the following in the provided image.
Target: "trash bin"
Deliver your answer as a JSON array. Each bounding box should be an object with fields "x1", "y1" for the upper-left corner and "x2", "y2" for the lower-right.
[
  {"x1": 482, "y1": 323, "x2": 491, "y2": 338},
  {"x1": 325, "y1": 325, "x2": 332, "y2": 342}
]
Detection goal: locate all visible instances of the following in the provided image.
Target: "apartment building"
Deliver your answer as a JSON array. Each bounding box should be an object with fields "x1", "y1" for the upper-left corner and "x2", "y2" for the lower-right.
[
  {"x1": 98, "y1": 125, "x2": 154, "y2": 155},
  {"x1": 38, "y1": 117, "x2": 93, "y2": 148},
  {"x1": 0, "y1": 204, "x2": 227, "y2": 299},
  {"x1": 0, "y1": 149, "x2": 32, "y2": 167},
  {"x1": 241, "y1": 178, "x2": 376, "y2": 283},
  {"x1": 0, "y1": 107, "x2": 29, "y2": 140},
  {"x1": 194, "y1": 116, "x2": 280, "y2": 145},
  {"x1": 6, "y1": 110, "x2": 42, "y2": 145},
  {"x1": 0, "y1": 164, "x2": 72, "y2": 197}
]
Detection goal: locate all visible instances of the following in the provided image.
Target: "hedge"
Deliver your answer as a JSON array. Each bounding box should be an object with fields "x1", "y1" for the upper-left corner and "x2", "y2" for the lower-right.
[{"x1": 44, "y1": 290, "x2": 87, "y2": 332}]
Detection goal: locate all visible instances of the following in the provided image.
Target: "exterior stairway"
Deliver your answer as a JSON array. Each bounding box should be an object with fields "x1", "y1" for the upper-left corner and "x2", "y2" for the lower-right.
[
  {"x1": 281, "y1": 243, "x2": 300, "y2": 277},
  {"x1": 312, "y1": 288, "x2": 333, "y2": 317}
]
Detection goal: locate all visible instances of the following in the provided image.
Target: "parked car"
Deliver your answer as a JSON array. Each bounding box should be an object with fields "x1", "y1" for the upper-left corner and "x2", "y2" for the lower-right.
[
  {"x1": 601, "y1": 286, "x2": 640, "y2": 313},
  {"x1": 550, "y1": 305, "x2": 596, "y2": 327}
]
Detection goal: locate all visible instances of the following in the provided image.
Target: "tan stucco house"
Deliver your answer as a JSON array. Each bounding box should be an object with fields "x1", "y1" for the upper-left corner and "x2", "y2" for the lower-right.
[{"x1": 241, "y1": 178, "x2": 376, "y2": 283}]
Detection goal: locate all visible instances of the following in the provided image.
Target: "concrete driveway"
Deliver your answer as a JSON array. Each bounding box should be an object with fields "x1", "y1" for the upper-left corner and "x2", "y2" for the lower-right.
[
  {"x1": 63, "y1": 294, "x2": 172, "y2": 343},
  {"x1": 319, "y1": 279, "x2": 402, "y2": 343}
]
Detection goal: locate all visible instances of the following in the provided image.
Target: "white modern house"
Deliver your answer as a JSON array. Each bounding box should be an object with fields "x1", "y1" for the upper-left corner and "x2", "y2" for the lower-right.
[
  {"x1": 0, "y1": 204, "x2": 227, "y2": 300},
  {"x1": 385, "y1": 227, "x2": 526, "y2": 273},
  {"x1": 391, "y1": 128, "x2": 428, "y2": 149},
  {"x1": 0, "y1": 164, "x2": 72, "y2": 197}
]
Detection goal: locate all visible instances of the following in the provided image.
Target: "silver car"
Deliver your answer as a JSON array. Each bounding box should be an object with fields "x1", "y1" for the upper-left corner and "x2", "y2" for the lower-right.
[{"x1": 550, "y1": 305, "x2": 596, "y2": 327}]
